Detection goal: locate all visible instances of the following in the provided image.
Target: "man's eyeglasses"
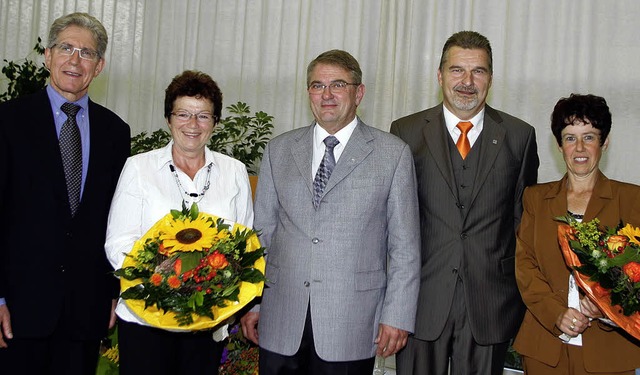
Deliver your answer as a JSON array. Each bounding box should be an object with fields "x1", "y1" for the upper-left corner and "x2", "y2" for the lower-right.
[
  {"x1": 171, "y1": 110, "x2": 216, "y2": 124},
  {"x1": 52, "y1": 43, "x2": 100, "y2": 61},
  {"x1": 308, "y1": 81, "x2": 359, "y2": 94}
]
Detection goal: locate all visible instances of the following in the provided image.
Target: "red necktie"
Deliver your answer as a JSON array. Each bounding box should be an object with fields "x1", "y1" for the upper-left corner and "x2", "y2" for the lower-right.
[{"x1": 456, "y1": 121, "x2": 473, "y2": 160}]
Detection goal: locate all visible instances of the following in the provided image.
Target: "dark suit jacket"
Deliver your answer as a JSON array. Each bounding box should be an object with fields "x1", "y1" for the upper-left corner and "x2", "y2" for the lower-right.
[
  {"x1": 390, "y1": 104, "x2": 538, "y2": 344},
  {"x1": 514, "y1": 173, "x2": 640, "y2": 372},
  {"x1": 0, "y1": 88, "x2": 130, "y2": 340}
]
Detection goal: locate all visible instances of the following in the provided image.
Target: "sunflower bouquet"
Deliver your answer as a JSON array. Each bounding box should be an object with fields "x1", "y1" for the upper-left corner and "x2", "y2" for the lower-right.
[
  {"x1": 115, "y1": 204, "x2": 265, "y2": 330},
  {"x1": 557, "y1": 216, "x2": 640, "y2": 340}
]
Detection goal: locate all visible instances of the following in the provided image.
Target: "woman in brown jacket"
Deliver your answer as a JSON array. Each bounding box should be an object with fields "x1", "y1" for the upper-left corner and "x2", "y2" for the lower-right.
[{"x1": 514, "y1": 94, "x2": 640, "y2": 374}]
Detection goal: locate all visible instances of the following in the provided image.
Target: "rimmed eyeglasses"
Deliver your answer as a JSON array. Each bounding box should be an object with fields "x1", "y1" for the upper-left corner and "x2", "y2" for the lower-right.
[
  {"x1": 171, "y1": 110, "x2": 216, "y2": 124},
  {"x1": 308, "y1": 81, "x2": 359, "y2": 94},
  {"x1": 52, "y1": 43, "x2": 100, "y2": 61}
]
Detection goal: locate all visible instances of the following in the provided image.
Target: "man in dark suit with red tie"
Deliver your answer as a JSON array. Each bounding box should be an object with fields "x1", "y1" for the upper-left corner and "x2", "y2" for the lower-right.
[
  {"x1": 0, "y1": 12, "x2": 130, "y2": 374},
  {"x1": 391, "y1": 31, "x2": 539, "y2": 375}
]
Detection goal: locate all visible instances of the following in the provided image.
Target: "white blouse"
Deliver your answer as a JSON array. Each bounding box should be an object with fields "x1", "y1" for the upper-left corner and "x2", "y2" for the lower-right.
[{"x1": 105, "y1": 141, "x2": 254, "y2": 327}]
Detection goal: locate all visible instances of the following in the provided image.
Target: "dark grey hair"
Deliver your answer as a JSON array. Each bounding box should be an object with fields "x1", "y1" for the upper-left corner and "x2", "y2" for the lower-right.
[{"x1": 439, "y1": 31, "x2": 493, "y2": 74}]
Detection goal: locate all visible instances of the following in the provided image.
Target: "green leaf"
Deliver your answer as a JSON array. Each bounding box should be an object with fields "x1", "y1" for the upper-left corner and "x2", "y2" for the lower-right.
[
  {"x1": 114, "y1": 267, "x2": 151, "y2": 280},
  {"x1": 189, "y1": 203, "x2": 199, "y2": 220},
  {"x1": 239, "y1": 248, "x2": 264, "y2": 267},
  {"x1": 177, "y1": 251, "x2": 203, "y2": 273},
  {"x1": 240, "y1": 268, "x2": 266, "y2": 283},
  {"x1": 120, "y1": 284, "x2": 149, "y2": 299}
]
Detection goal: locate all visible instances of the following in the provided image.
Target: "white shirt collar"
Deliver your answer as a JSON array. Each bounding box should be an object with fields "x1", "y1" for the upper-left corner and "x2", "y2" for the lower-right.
[
  {"x1": 313, "y1": 116, "x2": 358, "y2": 149},
  {"x1": 442, "y1": 105, "x2": 485, "y2": 135},
  {"x1": 156, "y1": 140, "x2": 217, "y2": 171}
]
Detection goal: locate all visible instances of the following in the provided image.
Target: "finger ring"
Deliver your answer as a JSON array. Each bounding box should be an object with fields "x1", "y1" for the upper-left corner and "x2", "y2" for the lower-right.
[
  {"x1": 570, "y1": 324, "x2": 576, "y2": 331},
  {"x1": 571, "y1": 317, "x2": 577, "y2": 324}
]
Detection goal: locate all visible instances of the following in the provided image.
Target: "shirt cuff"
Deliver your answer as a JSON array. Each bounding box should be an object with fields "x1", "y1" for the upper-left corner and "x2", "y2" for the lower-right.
[{"x1": 0, "y1": 298, "x2": 5, "y2": 306}]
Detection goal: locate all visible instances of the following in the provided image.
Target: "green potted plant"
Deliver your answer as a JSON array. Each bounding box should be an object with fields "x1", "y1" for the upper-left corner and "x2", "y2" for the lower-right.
[{"x1": 0, "y1": 37, "x2": 49, "y2": 102}]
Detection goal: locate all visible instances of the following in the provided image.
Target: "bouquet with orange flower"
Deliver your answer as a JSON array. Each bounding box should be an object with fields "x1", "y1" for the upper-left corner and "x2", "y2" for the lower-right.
[
  {"x1": 115, "y1": 204, "x2": 265, "y2": 330},
  {"x1": 557, "y1": 216, "x2": 640, "y2": 339}
]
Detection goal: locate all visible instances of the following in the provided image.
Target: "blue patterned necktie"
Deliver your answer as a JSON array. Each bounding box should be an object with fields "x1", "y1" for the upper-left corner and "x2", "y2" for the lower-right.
[
  {"x1": 60, "y1": 102, "x2": 82, "y2": 216},
  {"x1": 313, "y1": 135, "x2": 340, "y2": 209}
]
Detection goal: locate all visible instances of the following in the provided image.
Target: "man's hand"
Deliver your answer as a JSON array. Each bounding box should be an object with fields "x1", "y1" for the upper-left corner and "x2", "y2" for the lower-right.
[
  {"x1": 240, "y1": 311, "x2": 260, "y2": 345},
  {"x1": 109, "y1": 299, "x2": 117, "y2": 329},
  {"x1": 0, "y1": 304, "x2": 13, "y2": 348},
  {"x1": 374, "y1": 323, "x2": 409, "y2": 358}
]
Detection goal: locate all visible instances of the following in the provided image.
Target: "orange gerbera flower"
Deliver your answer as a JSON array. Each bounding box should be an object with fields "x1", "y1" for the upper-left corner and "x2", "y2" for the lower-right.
[
  {"x1": 150, "y1": 273, "x2": 163, "y2": 286},
  {"x1": 167, "y1": 275, "x2": 181, "y2": 289}
]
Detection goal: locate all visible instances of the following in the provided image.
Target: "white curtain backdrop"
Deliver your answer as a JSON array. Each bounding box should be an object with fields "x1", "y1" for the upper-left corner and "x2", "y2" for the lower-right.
[{"x1": 2, "y1": 0, "x2": 640, "y2": 183}]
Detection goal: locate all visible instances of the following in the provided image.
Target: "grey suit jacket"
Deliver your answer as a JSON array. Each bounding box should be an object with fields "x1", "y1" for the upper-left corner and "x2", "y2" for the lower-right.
[
  {"x1": 254, "y1": 118, "x2": 420, "y2": 361},
  {"x1": 390, "y1": 104, "x2": 538, "y2": 344}
]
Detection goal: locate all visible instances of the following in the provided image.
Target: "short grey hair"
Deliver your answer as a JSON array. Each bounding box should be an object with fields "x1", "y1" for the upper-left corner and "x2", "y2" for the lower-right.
[
  {"x1": 48, "y1": 12, "x2": 108, "y2": 58},
  {"x1": 306, "y1": 49, "x2": 362, "y2": 86}
]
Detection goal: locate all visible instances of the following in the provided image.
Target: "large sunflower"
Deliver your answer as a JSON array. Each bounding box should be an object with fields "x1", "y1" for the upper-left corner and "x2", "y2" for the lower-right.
[
  {"x1": 619, "y1": 223, "x2": 640, "y2": 246},
  {"x1": 160, "y1": 214, "x2": 219, "y2": 254}
]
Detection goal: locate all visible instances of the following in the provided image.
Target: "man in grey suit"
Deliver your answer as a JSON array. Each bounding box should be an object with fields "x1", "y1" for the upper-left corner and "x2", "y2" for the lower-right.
[
  {"x1": 240, "y1": 49, "x2": 420, "y2": 374},
  {"x1": 390, "y1": 31, "x2": 539, "y2": 375}
]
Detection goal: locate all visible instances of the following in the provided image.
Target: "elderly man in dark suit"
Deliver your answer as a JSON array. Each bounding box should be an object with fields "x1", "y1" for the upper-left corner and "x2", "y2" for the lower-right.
[
  {"x1": 241, "y1": 49, "x2": 420, "y2": 375},
  {"x1": 0, "y1": 12, "x2": 130, "y2": 374},
  {"x1": 390, "y1": 31, "x2": 539, "y2": 375}
]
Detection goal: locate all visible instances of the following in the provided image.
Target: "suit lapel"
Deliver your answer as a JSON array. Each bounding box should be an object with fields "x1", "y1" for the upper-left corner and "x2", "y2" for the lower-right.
[
  {"x1": 31, "y1": 90, "x2": 71, "y2": 211},
  {"x1": 322, "y1": 119, "x2": 373, "y2": 196},
  {"x1": 469, "y1": 106, "x2": 506, "y2": 208},
  {"x1": 584, "y1": 172, "x2": 613, "y2": 221},
  {"x1": 424, "y1": 106, "x2": 457, "y2": 198},
  {"x1": 291, "y1": 124, "x2": 315, "y2": 196},
  {"x1": 82, "y1": 100, "x2": 105, "y2": 204},
  {"x1": 545, "y1": 175, "x2": 570, "y2": 219}
]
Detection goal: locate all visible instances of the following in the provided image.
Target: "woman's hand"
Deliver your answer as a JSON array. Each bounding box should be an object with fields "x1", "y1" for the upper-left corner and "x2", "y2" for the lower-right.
[
  {"x1": 580, "y1": 297, "x2": 604, "y2": 319},
  {"x1": 556, "y1": 307, "x2": 590, "y2": 337}
]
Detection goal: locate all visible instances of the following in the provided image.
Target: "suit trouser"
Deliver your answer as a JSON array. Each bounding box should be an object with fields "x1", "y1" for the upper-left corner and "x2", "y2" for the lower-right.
[
  {"x1": 118, "y1": 319, "x2": 224, "y2": 375},
  {"x1": 0, "y1": 314, "x2": 100, "y2": 375},
  {"x1": 396, "y1": 278, "x2": 509, "y2": 375},
  {"x1": 259, "y1": 302, "x2": 375, "y2": 375}
]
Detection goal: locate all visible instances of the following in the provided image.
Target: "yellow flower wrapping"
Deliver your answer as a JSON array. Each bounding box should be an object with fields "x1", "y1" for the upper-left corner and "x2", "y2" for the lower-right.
[{"x1": 120, "y1": 212, "x2": 265, "y2": 331}]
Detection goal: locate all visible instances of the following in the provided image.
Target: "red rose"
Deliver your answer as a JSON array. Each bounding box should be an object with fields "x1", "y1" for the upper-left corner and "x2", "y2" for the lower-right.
[
  {"x1": 606, "y1": 235, "x2": 629, "y2": 253},
  {"x1": 623, "y1": 262, "x2": 640, "y2": 283},
  {"x1": 206, "y1": 251, "x2": 229, "y2": 270}
]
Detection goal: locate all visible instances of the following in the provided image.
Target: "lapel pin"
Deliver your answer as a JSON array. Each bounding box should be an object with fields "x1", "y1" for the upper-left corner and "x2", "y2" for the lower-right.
[{"x1": 492, "y1": 139, "x2": 498, "y2": 144}]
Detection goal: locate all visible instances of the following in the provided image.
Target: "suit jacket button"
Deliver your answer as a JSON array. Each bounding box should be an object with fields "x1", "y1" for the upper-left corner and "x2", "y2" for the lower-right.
[
  {"x1": 312, "y1": 238, "x2": 320, "y2": 244},
  {"x1": 460, "y1": 233, "x2": 468, "y2": 239},
  {"x1": 304, "y1": 281, "x2": 310, "y2": 287}
]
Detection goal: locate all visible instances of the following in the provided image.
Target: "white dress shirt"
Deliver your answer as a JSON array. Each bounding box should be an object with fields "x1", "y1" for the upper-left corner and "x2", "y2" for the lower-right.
[
  {"x1": 442, "y1": 105, "x2": 485, "y2": 148},
  {"x1": 311, "y1": 117, "x2": 357, "y2": 180},
  {"x1": 105, "y1": 141, "x2": 254, "y2": 327}
]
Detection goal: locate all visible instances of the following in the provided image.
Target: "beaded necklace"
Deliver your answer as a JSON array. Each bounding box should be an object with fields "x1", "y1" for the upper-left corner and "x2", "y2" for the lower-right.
[{"x1": 169, "y1": 162, "x2": 213, "y2": 205}]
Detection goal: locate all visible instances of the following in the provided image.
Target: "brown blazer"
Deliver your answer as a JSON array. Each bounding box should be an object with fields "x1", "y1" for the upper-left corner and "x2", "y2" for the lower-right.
[{"x1": 514, "y1": 172, "x2": 640, "y2": 372}]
